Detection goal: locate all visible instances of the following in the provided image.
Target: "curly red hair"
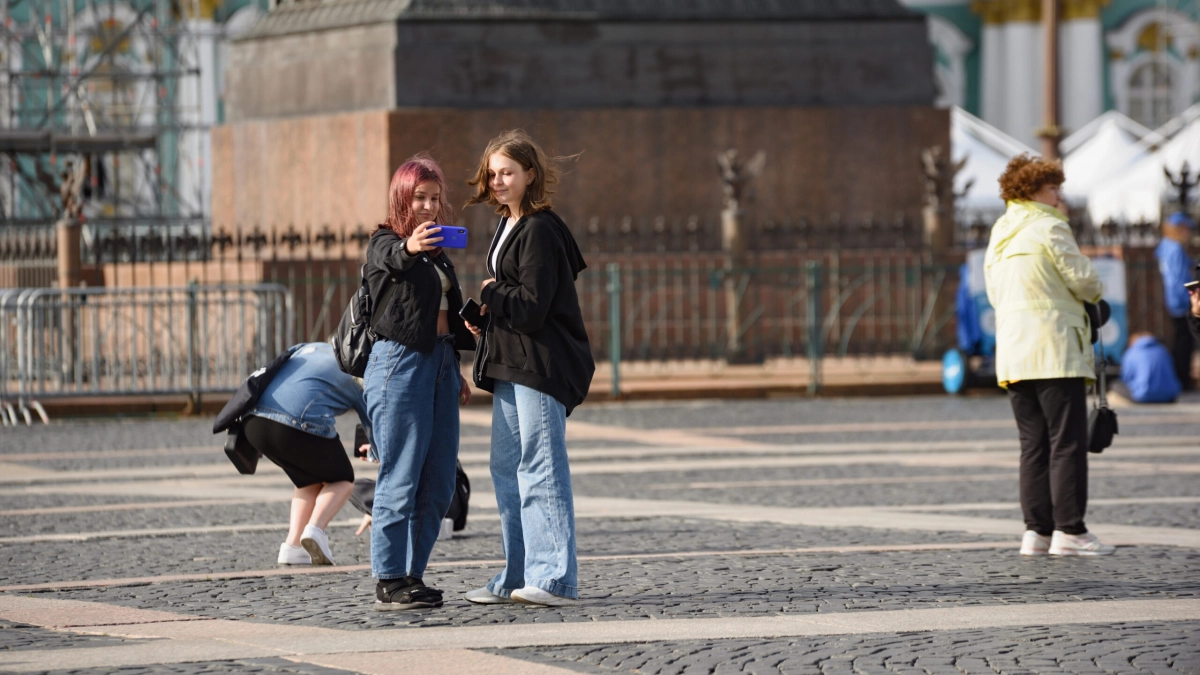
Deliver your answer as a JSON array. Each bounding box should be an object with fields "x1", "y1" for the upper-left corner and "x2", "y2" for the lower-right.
[{"x1": 998, "y1": 154, "x2": 1064, "y2": 202}]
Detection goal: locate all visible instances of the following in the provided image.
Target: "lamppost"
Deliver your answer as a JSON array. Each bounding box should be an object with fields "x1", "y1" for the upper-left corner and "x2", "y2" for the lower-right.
[{"x1": 1039, "y1": 0, "x2": 1063, "y2": 161}]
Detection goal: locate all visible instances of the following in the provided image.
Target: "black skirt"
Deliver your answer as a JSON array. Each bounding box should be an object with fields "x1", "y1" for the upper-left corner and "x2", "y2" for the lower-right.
[{"x1": 242, "y1": 415, "x2": 354, "y2": 488}]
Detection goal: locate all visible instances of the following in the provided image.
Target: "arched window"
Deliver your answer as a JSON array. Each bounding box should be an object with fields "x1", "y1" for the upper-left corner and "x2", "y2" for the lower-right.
[{"x1": 1127, "y1": 60, "x2": 1174, "y2": 129}]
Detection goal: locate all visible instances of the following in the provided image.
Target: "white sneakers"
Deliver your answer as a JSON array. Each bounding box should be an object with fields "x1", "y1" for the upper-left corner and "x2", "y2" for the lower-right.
[
  {"x1": 300, "y1": 524, "x2": 336, "y2": 565},
  {"x1": 277, "y1": 543, "x2": 311, "y2": 565},
  {"x1": 464, "y1": 587, "x2": 514, "y2": 604},
  {"x1": 511, "y1": 586, "x2": 578, "y2": 607},
  {"x1": 1020, "y1": 530, "x2": 1051, "y2": 556},
  {"x1": 1048, "y1": 531, "x2": 1116, "y2": 556},
  {"x1": 1021, "y1": 530, "x2": 1115, "y2": 556},
  {"x1": 465, "y1": 585, "x2": 578, "y2": 606}
]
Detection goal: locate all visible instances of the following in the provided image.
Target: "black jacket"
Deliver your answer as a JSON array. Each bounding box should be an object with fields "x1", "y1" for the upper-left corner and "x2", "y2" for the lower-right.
[
  {"x1": 366, "y1": 228, "x2": 475, "y2": 354},
  {"x1": 1189, "y1": 312, "x2": 1200, "y2": 343},
  {"x1": 474, "y1": 210, "x2": 595, "y2": 414}
]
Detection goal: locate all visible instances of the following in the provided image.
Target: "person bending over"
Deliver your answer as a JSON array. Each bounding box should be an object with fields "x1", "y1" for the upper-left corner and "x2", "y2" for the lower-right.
[{"x1": 242, "y1": 342, "x2": 372, "y2": 566}]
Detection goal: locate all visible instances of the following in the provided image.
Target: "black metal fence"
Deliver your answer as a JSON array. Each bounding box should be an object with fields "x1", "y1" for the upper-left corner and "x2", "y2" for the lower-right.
[{"x1": 0, "y1": 216, "x2": 1173, "y2": 364}]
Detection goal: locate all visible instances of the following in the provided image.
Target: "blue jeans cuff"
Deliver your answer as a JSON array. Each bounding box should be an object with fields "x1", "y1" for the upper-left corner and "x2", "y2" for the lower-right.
[
  {"x1": 526, "y1": 578, "x2": 579, "y2": 600},
  {"x1": 485, "y1": 582, "x2": 518, "y2": 598}
]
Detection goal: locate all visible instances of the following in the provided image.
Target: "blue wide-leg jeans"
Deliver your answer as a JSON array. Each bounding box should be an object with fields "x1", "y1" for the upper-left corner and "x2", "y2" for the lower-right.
[
  {"x1": 487, "y1": 380, "x2": 578, "y2": 599},
  {"x1": 364, "y1": 336, "x2": 460, "y2": 580}
]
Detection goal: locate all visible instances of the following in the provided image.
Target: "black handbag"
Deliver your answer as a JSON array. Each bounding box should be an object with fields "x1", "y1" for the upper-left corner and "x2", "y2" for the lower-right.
[
  {"x1": 223, "y1": 421, "x2": 260, "y2": 475},
  {"x1": 1087, "y1": 341, "x2": 1118, "y2": 454},
  {"x1": 347, "y1": 462, "x2": 472, "y2": 532},
  {"x1": 331, "y1": 265, "x2": 396, "y2": 377},
  {"x1": 1084, "y1": 300, "x2": 1111, "y2": 345}
]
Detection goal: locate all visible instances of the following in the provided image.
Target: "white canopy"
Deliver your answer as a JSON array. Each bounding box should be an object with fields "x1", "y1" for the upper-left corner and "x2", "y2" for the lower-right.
[
  {"x1": 951, "y1": 107, "x2": 1036, "y2": 222},
  {"x1": 1061, "y1": 112, "x2": 1151, "y2": 206},
  {"x1": 1088, "y1": 106, "x2": 1200, "y2": 224}
]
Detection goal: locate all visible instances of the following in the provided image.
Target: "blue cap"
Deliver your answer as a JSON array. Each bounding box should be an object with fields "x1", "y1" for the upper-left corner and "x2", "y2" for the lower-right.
[{"x1": 1167, "y1": 212, "x2": 1195, "y2": 228}]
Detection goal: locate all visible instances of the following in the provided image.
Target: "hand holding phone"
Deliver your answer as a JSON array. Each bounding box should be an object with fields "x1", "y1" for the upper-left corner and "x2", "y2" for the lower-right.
[
  {"x1": 460, "y1": 297, "x2": 485, "y2": 328},
  {"x1": 436, "y1": 225, "x2": 469, "y2": 249},
  {"x1": 406, "y1": 221, "x2": 444, "y2": 254}
]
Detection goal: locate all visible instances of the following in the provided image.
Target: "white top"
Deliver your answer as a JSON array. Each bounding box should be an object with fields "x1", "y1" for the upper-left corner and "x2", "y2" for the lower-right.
[
  {"x1": 435, "y1": 264, "x2": 451, "y2": 311},
  {"x1": 490, "y1": 217, "x2": 519, "y2": 275}
]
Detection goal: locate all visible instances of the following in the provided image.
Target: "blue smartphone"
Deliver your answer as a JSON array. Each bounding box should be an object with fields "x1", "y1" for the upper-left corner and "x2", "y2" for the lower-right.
[{"x1": 436, "y1": 225, "x2": 468, "y2": 249}]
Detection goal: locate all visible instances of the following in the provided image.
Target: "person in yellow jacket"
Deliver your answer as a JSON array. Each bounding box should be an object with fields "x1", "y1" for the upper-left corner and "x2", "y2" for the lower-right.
[{"x1": 984, "y1": 154, "x2": 1114, "y2": 557}]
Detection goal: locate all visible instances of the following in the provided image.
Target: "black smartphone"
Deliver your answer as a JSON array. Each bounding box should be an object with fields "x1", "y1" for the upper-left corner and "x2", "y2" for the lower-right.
[
  {"x1": 460, "y1": 297, "x2": 485, "y2": 326},
  {"x1": 1186, "y1": 280, "x2": 1200, "y2": 292},
  {"x1": 354, "y1": 424, "x2": 369, "y2": 459}
]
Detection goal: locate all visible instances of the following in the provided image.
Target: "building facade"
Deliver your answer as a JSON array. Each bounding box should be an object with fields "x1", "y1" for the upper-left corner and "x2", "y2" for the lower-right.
[
  {"x1": 904, "y1": 0, "x2": 1200, "y2": 146},
  {"x1": 0, "y1": 0, "x2": 265, "y2": 226},
  {"x1": 213, "y1": 0, "x2": 949, "y2": 234}
]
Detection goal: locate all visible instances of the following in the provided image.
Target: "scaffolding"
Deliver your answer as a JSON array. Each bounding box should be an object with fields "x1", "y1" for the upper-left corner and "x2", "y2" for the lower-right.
[{"x1": 0, "y1": 0, "x2": 207, "y2": 256}]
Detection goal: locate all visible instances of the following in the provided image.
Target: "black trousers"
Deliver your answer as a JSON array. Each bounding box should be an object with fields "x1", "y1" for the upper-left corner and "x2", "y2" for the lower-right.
[
  {"x1": 1007, "y1": 378, "x2": 1089, "y2": 536},
  {"x1": 1172, "y1": 316, "x2": 1196, "y2": 391}
]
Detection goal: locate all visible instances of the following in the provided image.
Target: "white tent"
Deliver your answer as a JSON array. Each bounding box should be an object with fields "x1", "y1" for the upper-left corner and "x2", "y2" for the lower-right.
[
  {"x1": 951, "y1": 107, "x2": 1036, "y2": 222},
  {"x1": 1061, "y1": 112, "x2": 1151, "y2": 206},
  {"x1": 1088, "y1": 107, "x2": 1200, "y2": 224}
]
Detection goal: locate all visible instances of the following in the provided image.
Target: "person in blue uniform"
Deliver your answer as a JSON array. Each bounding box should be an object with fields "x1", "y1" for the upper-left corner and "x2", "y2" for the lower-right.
[
  {"x1": 1155, "y1": 212, "x2": 1196, "y2": 390},
  {"x1": 1115, "y1": 333, "x2": 1181, "y2": 404}
]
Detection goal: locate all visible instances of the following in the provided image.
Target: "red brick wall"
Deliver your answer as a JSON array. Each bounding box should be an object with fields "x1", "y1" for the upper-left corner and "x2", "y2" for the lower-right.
[{"x1": 213, "y1": 106, "x2": 949, "y2": 237}]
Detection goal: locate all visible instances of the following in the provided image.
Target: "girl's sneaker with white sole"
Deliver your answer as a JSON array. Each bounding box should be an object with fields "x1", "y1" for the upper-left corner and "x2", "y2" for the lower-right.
[
  {"x1": 1020, "y1": 530, "x2": 1051, "y2": 556},
  {"x1": 464, "y1": 587, "x2": 514, "y2": 604},
  {"x1": 1049, "y1": 531, "x2": 1115, "y2": 556},
  {"x1": 511, "y1": 586, "x2": 578, "y2": 607},
  {"x1": 277, "y1": 543, "x2": 311, "y2": 565}
]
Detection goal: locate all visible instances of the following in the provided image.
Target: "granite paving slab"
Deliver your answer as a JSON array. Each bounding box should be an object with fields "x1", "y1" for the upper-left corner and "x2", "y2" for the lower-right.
[
  {"x1": 0, "y1": 620, "x2": 158, "y2": 653},
  {"x1": 32, "y1": 657, "x2": 363, "y2": 675},
  {"x1": 0, "y1": 494, "x2": 203, "y2": 512},
  {"x1": 573, "y1": 471, "x2": 1200, "y2": 509}
]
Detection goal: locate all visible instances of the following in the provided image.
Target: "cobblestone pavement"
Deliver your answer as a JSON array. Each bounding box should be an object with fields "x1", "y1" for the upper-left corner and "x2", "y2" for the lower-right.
[
  {"x1": 495, "y1": 621, "x2": 1200, "y2": 674},
  {"x1": 1, "y1": 394, "x2": 1198, "y2": 675}
]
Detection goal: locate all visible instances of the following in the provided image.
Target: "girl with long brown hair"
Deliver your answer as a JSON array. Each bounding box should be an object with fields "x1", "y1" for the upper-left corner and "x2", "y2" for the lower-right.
[{"x1": 461, "y1": 130, "x2": 594, "y2": 607}]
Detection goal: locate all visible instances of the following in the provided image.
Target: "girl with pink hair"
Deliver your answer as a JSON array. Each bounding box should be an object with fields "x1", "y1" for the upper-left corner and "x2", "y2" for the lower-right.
[{"x1": 362, "y1": 154, "x2": 476, "y2": 609}]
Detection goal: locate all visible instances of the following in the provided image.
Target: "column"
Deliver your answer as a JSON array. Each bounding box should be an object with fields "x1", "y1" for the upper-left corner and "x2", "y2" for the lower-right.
[
  {"x1": 974, "y1": 1, "x2": 1008, "y2": 131},
  {"x1": 180, "y1": 18, "x2": 217, "y2": 220},
  {"x1": 1060, "y1": 0, "x2": 1107, "y2": 136},
  {"x1": 1004, "y1": 3, "x2": 1043, "y2": 148}
]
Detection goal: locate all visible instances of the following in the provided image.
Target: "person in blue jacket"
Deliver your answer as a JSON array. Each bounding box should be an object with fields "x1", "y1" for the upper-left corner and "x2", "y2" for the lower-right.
[
  {"x1": 244, "y1": 342, "x2": 372, "y2": 566},
  {"x1": 1115, "y1": 333, "x2": 1181, "y2": 404},
  {"x1": 1156, "y1": 212, "x2": 1196, "y2": 390}
]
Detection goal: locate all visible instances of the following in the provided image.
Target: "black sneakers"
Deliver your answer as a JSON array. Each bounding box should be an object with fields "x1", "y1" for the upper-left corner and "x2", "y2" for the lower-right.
[{"x1": 374, "y1": 577, "x2": 444, "y2": 611}]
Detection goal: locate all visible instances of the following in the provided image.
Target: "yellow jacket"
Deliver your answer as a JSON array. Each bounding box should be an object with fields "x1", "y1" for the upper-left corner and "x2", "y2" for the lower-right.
[{"x1": 984, "y1": 200, "x2": 1104, "y2": 387}]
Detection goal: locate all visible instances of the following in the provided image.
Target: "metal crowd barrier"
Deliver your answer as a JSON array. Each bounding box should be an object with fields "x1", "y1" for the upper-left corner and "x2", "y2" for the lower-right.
[{"x1": 0, "y1": 284, "x2": 294, "y2": 425}]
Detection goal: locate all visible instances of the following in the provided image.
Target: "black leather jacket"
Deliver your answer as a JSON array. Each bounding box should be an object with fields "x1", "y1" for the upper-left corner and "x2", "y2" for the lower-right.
[{"x1": 365, "y1": 228, "x2": 475, "y2": 355}]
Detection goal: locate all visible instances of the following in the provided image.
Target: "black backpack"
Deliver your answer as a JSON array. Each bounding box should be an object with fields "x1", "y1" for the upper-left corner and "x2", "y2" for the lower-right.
[{"x1": 331, "y1": 265, "x2": 396, "y2": 377}]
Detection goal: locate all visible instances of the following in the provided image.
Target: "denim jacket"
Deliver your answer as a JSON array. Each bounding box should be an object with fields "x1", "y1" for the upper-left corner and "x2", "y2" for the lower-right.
[{"x1": 248, "y1": 342, "x2": 371, "y2": 442}]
